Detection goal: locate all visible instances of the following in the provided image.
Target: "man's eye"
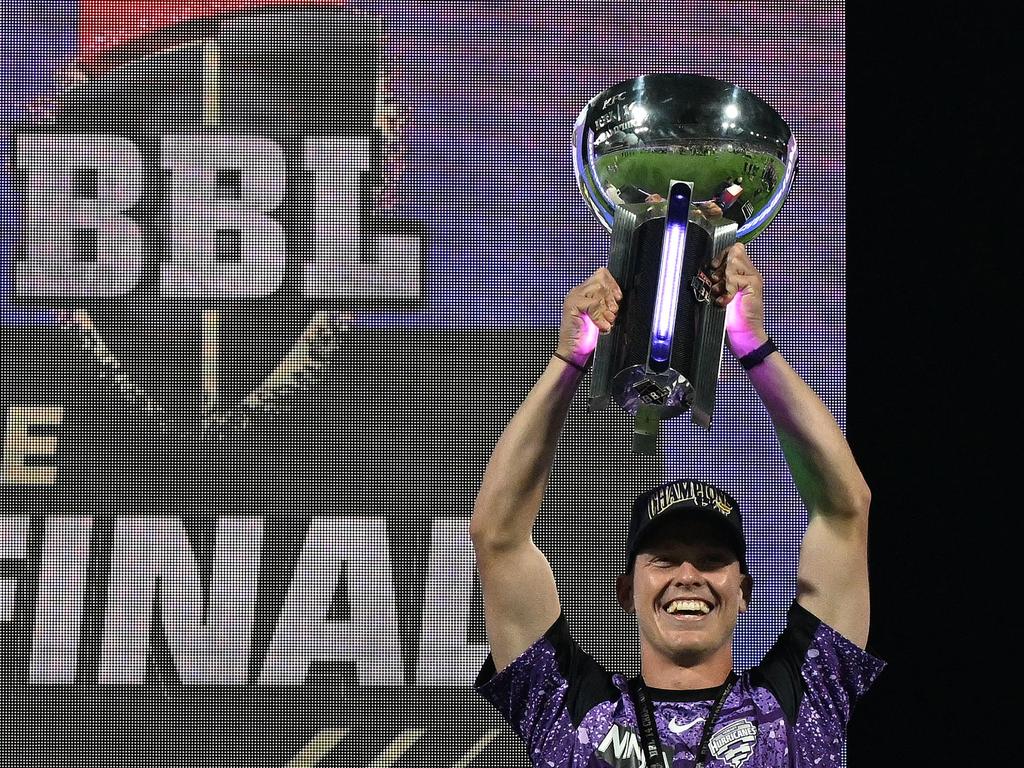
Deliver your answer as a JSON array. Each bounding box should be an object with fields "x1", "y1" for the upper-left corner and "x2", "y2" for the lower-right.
[{"x1": 700, "y1": 555, "x2": 730, "y2": 569}]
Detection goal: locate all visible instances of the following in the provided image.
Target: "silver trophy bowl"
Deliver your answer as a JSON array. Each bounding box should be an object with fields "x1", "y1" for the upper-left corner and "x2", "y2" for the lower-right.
[
  {"x1": 573, "y1": 74, "x2": 797, "y2": 450},
  {"x1": 573, "y1": 73, "x2": 797, "y2": 242}
]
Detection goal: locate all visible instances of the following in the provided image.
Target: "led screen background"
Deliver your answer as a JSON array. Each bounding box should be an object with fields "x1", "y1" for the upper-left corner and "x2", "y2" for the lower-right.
[{"x1": 1, "y1": 1, "x2": 847, "y2": 765}]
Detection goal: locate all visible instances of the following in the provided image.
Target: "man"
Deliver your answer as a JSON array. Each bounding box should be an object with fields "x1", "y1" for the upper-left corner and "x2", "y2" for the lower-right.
[{"x1": 469, "y1": 243, "x2": 884, "y2": 767}]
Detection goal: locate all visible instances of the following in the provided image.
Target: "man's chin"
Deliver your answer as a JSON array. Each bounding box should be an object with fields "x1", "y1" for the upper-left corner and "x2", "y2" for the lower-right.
[
  {"x1": 647, "y1": 633, "x2": 714, "y2": 666},
  {"x1": 658, "y1": 626, "x2": 728, "y2": 665}
]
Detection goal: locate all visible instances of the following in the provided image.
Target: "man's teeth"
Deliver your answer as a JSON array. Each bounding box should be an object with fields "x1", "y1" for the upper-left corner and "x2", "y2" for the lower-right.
[{"x1": 666, "y1": 599, "x2": 711, "y2": 615}]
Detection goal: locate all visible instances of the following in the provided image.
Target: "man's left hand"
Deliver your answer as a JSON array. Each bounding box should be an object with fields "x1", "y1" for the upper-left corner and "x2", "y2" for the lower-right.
[{"x1": 710, "y1": 242, "x2": 769, "y2": 359}]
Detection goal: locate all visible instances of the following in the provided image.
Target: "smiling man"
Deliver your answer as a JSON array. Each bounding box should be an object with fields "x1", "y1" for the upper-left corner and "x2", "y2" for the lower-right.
[
  {"x1": 620, "y1": 484, "x2": 751, "y2": 693},
  {"x1": 470, "y1": 245, "x2": 884, "y2": 767}
]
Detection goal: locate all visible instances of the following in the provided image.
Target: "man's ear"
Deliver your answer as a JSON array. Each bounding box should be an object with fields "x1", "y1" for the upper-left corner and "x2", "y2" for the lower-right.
[
  {"x1": 616, "y1": 573, "x2": 635, "y2": 614},
  {"x1": 739, "y1": 572, "x2": 753, "y2": 613}
]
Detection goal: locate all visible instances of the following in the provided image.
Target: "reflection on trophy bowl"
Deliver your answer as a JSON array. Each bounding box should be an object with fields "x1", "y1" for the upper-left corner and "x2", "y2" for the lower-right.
[
  {"x1": 573, "y1": 74, "x2": 796, "y2": 448},
  {"x1": 573, "y1": 73, "x2": 797, "y2": 243}
]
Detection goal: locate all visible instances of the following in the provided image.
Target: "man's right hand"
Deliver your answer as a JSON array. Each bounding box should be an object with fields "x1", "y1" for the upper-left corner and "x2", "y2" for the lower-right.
[{"x1": 555, "y1": 267, "x2": 622, "y2": 369}]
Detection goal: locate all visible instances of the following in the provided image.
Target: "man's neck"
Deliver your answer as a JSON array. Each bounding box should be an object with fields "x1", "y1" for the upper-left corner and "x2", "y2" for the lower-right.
[{"x1": 639, "y1": 644, "x2": 733, "y2": 690}]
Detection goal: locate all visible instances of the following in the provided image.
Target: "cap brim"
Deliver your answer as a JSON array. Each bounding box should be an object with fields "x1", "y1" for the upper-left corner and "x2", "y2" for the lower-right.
[{"x1": 628, "y1": 505, "x2": 747, "y2": 571}]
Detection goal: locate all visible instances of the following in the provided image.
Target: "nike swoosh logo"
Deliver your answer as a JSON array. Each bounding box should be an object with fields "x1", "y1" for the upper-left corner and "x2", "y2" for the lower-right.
[{"x1": 668, "y1": 716, "x2": 704, "y2": 735}]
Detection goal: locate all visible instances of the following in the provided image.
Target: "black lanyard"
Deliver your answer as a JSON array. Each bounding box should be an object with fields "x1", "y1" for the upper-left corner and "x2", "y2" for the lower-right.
[{"x1": 628, "y1": 672, "x2": 737, "y2": 768}]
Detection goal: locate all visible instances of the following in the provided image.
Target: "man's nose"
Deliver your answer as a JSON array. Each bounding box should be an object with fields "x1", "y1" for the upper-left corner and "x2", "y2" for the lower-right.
[{"x1": 672, "y1": 560, "x2": 704, "y2": 584}]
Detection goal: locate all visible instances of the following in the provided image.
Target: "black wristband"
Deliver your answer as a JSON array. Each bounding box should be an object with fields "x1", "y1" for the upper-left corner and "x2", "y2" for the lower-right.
[
  {"x1": 552, "y1": 351, "x2": 591, "y2": 373},
  {"x1": 738, "y1": 338, "x2": 777, "y2": 370}
]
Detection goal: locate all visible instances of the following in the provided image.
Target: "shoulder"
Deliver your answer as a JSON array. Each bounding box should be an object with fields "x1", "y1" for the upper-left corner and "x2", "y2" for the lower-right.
[
  {"x1": 476, "y1": 613, "x2": 623, "y2": 729},
  {"x1": 750, "y1": 601, "x2": 886, "y2": 726}
]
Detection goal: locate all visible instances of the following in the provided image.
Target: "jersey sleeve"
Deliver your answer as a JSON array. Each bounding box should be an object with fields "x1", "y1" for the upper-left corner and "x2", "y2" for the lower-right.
[
  {"x1": 754, "y1": 600, "x2": 886, "y2": 733},
  {"x1": 474, "y1": 614, "x2": 619, "y2": 763}
]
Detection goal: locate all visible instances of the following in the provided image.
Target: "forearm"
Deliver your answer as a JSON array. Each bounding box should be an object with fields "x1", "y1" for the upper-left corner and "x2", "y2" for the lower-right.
[
  {"x1": 470, "y1": 356, "x2": 585, "y2": 551},
  {"x1": 748, "y1": 351, "x2": 870, "y2": 521},
  {"x1": 717, "y1": 244, "x2": 871, "y2": 641}
]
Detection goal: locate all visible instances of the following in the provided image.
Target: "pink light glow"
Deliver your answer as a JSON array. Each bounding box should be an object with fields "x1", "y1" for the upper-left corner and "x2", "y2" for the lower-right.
[
  {"x1": 578, "y1": 312, "x2": 600, "y2": 356},
  {"x1": 724, "y1": 284, "x2": 761, "y2": 356},
  {"x1": 79, "y1": 1, "x2": 351, "y2": 63}
]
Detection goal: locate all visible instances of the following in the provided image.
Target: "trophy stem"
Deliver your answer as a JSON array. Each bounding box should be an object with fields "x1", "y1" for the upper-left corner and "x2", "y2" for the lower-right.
[{"x1": 633, "y1": 404, "x2": 660, "y2": 455}]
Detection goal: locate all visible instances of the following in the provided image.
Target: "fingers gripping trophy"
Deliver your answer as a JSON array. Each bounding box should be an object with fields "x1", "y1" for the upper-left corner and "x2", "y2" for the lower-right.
[{"x1": 572, "y1": 74, "x2": 798, "y2": 453}]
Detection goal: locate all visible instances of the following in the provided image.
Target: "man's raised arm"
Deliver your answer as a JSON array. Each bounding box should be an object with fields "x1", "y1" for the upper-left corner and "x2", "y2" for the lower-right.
[
  {"x1": 470, "y1": 268, "x2": 621, "y2": 671},
  {"x1": 713, "y1": 245, "x2": 872, "y2": 649}
]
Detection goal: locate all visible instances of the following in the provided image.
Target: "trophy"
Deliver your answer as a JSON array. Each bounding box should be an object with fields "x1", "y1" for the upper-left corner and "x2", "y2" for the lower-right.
[{"x1": 573, "y1": 74, "x2": 797, "y2": 453}]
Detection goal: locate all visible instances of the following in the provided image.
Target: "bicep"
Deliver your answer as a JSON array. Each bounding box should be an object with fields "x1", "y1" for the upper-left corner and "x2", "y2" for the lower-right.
[
  {"x1": 476, "y1": 540, "x2": 561, "y2": 672},
  {"x1": 795, "y1": 513, "x2": 871, "y2": 649}
]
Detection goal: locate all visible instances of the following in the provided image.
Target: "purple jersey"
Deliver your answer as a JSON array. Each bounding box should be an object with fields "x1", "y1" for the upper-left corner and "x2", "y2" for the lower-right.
[{"x1": 475, "y1": 601, "x2": 884, "y2": 767}]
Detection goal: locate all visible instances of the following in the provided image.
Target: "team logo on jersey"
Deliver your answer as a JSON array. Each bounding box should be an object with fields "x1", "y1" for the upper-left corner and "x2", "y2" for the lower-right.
[
  {"x1": 9, "y1": 4, "x2": 422, "y2": 438},
  {"x1": 596, "y1": 724, "x2": 647, "y2": 767},
  {"x1": 708, "y1": 718, "x2": 757, "y2": 767},
  {"x1": 595, "y1": 723, "x2": 681, "y2": 768}
]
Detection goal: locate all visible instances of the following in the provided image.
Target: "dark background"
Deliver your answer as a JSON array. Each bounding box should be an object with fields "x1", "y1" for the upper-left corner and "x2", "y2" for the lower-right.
[{"x1": 846, "y1": 8, "x2": 1009, "y2": 764}]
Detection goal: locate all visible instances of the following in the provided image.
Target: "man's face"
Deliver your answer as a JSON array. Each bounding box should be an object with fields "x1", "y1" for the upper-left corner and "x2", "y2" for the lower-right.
[{"x1": 617, "y1": 516, "x2": 750, "y2": 667}]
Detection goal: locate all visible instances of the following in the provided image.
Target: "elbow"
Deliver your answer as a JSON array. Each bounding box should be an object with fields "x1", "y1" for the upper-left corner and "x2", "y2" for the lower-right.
[
  {"x1": 468, "y1": 495, "x2": 497, "y2": 548},
  {"x1": 818, "y1": 475, "x2": 871, "y2": 527},
  {"x1": 469, "y1": 503, "x2": 513, "y2": 556},
  {"x1": 852, "y1": 478, "x2": 871, "y2": 521},
  {"x1": 468, "y1": 512, "x2": 489, "y2": 550},
  {"x1": 470, "y1": 500, "x2": 531, "y2": 559},
  {"x1": 837, "y1": 478, "x2": 871, "y2": 534}
]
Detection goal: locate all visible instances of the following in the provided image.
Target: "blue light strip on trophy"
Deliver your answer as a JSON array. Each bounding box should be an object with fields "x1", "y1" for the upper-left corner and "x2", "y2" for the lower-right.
[
  {"x1": 737, "y1": 136, "x2": 799, "y2": 238},
  {"x1": 648, "y1": 181, "x2": 692, "y2": 370}
]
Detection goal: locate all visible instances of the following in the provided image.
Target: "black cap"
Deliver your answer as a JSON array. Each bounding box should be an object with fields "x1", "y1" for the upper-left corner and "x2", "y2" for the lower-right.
[{"x1": 626, "y1": 479, "x2": 746, "y2": 572}]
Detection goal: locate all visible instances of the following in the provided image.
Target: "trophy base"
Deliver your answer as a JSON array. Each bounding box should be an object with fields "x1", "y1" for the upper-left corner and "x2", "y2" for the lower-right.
[{"x1": 611, "y1": 364, "x2": 692, "y2": 418}]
